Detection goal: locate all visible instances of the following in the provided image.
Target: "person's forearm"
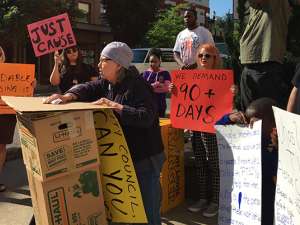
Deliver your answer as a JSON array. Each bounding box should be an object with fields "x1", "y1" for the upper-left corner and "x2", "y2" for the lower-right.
[
  {"x1": 287, "y1": 87, "x2": 298, "y2": 113},
  {"x1": 50, "y1": 65, "x2": 61, "y2": 86},
  {"x1": 174, "y1": 52, "x2": 185, "y2": 68}
]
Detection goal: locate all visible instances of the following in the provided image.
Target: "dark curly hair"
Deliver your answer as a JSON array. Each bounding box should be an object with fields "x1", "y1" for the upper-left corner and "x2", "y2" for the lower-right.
[{"x1": 149, "y1": 48, "x2": 162, "y2": 60}]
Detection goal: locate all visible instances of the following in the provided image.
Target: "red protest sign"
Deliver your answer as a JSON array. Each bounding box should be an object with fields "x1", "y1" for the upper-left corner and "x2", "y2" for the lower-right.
[
  {"x1": 27, "y1": 13, "x2": 76, "y2": 57},
  {"x1": 0, "y1": 63, "x2": 35, "y2": 114},
  {"x1": 170, "y1": 70, "x2": 234, "y2": 133}
]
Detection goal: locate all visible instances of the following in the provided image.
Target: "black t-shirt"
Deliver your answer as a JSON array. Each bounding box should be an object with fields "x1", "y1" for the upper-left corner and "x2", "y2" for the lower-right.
[
  {"x1": 58, "y1": 62, "x2": 98, "y2": 94},
  {"x1": 291, "y1": 60, "x2": 300, "y2": 114}
]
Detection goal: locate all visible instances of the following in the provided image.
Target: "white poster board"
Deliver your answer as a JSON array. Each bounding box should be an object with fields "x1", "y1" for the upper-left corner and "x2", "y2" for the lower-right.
[
  {"x1": 273, "y1": 107, "x2": 300, "y2": 225},
  {"x1": 215, "y1": 121, "x2": 262, "y2": 225}
]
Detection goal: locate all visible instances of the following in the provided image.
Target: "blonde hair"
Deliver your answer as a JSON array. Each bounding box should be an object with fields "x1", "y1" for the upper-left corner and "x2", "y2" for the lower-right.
[
  {"x1": 0, "y1": 46, "x2": 6, "y2": 63},
  {"x1": 197, "y1": 44, "x2": 222, "y2": 70}
]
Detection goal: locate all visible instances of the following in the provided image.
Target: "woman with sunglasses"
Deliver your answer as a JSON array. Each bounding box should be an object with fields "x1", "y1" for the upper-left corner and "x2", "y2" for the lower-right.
[
  {"x1": 169, "y1": 44, "x2": 238, "y2": 218},
  {"x1": 44, "y1": 42, "x2": 165, "y2": 225},
  {"x1": 0, "y1": 46, "x2": 37, "y2": 193},
  {"x1": 50, "y1": 45, "x2": 98, "y2": 94}
]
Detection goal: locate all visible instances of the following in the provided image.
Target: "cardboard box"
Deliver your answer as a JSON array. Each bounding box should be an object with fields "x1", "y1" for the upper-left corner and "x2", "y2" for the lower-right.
[
  {"x1": 27, "y1": 166, "x2": 107, "y2": 225},
  {"x1": 2, "y1": 96, "x2": 111, "y2": 182},
  {"x1": 159, "y1": 118, "x2": 185, "y2": 213}
]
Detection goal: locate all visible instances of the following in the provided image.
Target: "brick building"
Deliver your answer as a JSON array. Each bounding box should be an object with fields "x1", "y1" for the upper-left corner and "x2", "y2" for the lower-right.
[{"x1": 2, "y1": 0, "x2": 112, "y2": 84}]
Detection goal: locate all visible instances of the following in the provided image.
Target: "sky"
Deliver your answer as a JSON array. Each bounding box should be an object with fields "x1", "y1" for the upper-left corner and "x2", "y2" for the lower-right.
[{"x1": 209, "y1": 0, "x2": 233, "y2": 19}]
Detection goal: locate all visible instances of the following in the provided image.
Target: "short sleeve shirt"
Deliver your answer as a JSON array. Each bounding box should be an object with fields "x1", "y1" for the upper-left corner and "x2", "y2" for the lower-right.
[
  {"x1": 173, "y1": 26, "x2": 214, "y2": 65},
  {"x1": 58, "y1": 62, "x2": 98, "y2": 94}
]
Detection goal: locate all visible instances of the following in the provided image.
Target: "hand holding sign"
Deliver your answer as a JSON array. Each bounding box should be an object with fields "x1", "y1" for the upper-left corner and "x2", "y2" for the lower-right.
[{"x1": 27, "y1": 13, "x2": 76, "y2": 57}]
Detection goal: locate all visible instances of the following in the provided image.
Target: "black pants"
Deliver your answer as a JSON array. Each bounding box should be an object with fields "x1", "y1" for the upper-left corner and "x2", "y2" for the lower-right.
[{"x1": 240, "y1": 62, "x2": 283, "y2": 111}]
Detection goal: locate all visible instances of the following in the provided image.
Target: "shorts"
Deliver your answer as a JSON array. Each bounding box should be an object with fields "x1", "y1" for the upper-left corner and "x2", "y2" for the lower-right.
[{"x1": 0, "y1": 114, "x2": 17, "y2": 144}]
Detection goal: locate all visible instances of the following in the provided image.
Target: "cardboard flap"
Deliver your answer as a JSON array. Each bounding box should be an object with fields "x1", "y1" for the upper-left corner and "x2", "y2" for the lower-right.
[{"x1": 2, "y1": 96, "x2": 113, "y2": 113}]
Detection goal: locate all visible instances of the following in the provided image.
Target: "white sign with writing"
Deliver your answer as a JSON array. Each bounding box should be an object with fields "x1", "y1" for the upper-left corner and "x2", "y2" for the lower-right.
[
  {"x1": 273, "y1": 107, "x2": 300, "y2": 225},
  {"x1": 215, "y1": 121, "x2": 262, "y2": 225}
]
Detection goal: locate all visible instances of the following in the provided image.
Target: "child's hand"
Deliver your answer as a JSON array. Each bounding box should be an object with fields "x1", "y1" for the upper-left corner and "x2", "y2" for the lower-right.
[
  {"x1": 229, "y1": 112, "x2": 249, "y2": 125},
  {"x1": 230, "y1": 85, "x2": 239, "y2": 96},
  {"x1": 271, "y1": 128, "x2": 278, "y2": 149},
  {"x1": 168, "y1": 83, "x2": 175, "y2": 92}
]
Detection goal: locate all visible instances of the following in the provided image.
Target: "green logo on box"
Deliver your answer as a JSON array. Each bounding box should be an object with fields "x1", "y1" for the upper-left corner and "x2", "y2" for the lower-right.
[
  {"x1": 48, "y1": 187, "x2": 69, "y2": 225},
  {"x1": 53, "y1": 127, "x2": 82, "y2": 143}
]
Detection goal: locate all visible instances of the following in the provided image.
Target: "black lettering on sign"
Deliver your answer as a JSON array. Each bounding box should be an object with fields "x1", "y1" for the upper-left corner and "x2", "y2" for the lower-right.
[{"x1": 29, "y1": 16, "x2": 73, "y2": 53}]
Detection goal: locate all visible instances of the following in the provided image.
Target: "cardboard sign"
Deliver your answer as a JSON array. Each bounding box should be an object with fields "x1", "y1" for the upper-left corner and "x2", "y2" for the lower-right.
[
  {"x1": 93, "y1": 109, "x2": 147, "y2": 223},
  {"x1": 27, "y1": 13, "x2": 76, "y2": 57},
  {"x1": 159, "y1": 118, "x2": 185, "y2": 213},
  {"x1": 273, "y1": 107, "x2": 300, "y2": 225},
  {"x1": 215, "y1": 121, "x2": 262, "y2": 225},
  {"x1": 170, "y1": 70, "x2": 234, "y2": 133},
  {"x1": 0, "y1": 63, "x2": 35, "y2": 114}
]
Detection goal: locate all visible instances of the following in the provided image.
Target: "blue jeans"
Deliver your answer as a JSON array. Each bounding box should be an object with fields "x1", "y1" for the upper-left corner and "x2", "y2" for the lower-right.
[
  {"x1": 240, "y1": 62, "x2": 283, "y2": 111},
  {"x1": 135, "y1": 167, "x2": 162, "y2": 225}
]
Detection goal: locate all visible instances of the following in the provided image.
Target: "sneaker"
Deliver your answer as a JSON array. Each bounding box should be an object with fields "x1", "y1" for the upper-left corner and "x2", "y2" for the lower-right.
[
  {"x1": 203, "y1": 202, "x2": 219, "y2": 217},
  {"x1": 188, "y1": 199, "x2": 209, "y2": 212}
]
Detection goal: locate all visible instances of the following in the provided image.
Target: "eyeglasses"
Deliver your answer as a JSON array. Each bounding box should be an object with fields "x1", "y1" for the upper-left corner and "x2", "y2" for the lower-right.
[
  {"x1": 198, "y1": 53, "x2": 215, "y2": 59},
  {"x1": 66, "y1": 47, "x2": 77, "y2": 54},
  {"x1": 99, "y1": 58, "x2": 112, "y2": 64}
]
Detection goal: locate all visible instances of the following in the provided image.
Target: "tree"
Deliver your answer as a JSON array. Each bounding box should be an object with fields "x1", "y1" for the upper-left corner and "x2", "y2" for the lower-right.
[
  {"x1": 211, "y1": 17, "x2": 226, "y2": 31},
  {"x1": 145, "y1": 3, "x2": 193, "y2": 48},
  {"x1": 0, "y1": 0, "x2": 84, "y2": 62},
  {"x1": 101, "y1": 0, "x2": 163, "y2": 48}
]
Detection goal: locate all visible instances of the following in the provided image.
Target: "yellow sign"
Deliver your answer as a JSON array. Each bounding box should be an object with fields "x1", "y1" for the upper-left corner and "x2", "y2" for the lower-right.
[
  {"x1": 0, "y1": 63, "x2": 35, "y2": 114},
  {"x1": 159, "y1": 118, "x2": 185, "y2": 213},
  {"x1": 93, "y1": 109, "x2": 147, "y2": 223}
]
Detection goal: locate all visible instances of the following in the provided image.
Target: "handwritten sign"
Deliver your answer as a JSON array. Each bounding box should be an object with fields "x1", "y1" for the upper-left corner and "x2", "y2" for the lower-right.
[
  {"x1": 273, "y1": 107, "x2": 300, "y2": 225},
  {"x1": 171, "y1": 70, "x2": 234, "y2": 133},
  {"x1": 0, "y1": 63, "x2": 35, "y2": 114},
  {"x1": 93, "y1": 109, "x2": 147, "y2": 223},
  {"x1": 159, "y1": 118, "x2": 185, "y2": 213},
  {"x1": 27, "y1": 13, "x2": 76, "y2": 57},
  {"x1": 215, "y1": 121, "x2": 262, "y2": 225}
]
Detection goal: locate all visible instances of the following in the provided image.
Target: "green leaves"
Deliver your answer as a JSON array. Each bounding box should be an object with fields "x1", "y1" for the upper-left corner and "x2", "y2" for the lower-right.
[
  {"x1": 0, "y1": 0, "x2": 84, "y2": 44},
  {"x1": 145, "y1": 3, "x2": 192, "y2": 48},
  {"x1": 102, "y1": 0, "x2": 162, "y2": 48}
]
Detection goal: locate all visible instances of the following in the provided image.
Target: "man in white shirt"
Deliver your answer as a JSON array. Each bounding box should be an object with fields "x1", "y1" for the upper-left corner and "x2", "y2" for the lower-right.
[{"x1": 173, "y1": 9, "x2": 214, "y2": 70}]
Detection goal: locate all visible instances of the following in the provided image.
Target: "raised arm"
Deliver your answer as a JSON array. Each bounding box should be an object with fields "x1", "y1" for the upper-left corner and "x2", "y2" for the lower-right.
[{"x1": 50, "y1": 52, "x2": 61, "y2": 86}]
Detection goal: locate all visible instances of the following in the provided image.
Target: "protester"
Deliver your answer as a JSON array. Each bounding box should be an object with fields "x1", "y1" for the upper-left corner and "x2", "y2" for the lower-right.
[
  {"x1": 239, "y1": 0, "x2": 290, "y2": 111},
  {"x1": 215, "y1": 97, "x2": 280, "y2": 225},
  {"x1": 142, "y1": 48, "x2": 171, "y2": 118},
  {"x1": 169, "y1": 44, "x2": 238, "y2": 217},
  {"x1": 44, "y1": 42, "x2": 165, "y2": 225},
  {"x1": 173, "y1": 9, "x2": 214, "y2": 70},
  {"x1": 50, "y1": 45, "x2": 98, "y2": 94},
  {"x1": 0, "y1": 46, "x2": 37, "y2": 193}
]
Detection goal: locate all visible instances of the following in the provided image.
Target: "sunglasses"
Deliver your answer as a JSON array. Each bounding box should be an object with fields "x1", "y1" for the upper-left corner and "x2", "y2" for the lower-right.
[
  {"x1": 198, "y1": 53, "x2": 215, "y2": 59},
  {"x1": 66, "y1": 47, "x2": 77, "y2": 54}
]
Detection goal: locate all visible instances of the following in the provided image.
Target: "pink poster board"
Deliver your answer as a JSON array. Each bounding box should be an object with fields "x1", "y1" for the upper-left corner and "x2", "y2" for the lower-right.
[
  {"x1": 170, "y1": 70, "x2": 234, "y2": 134},
  {"x1": 27, "y1": 13, "x2": 76, "y2": 57}
]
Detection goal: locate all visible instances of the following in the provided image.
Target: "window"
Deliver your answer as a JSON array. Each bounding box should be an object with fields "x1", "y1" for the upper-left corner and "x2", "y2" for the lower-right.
[
  {"x1": 78, "y1": 2, "x2": 91, "y2": 23},
  {"x1": 161, "y1": 51, "x2": 176, "y2": 62},
  {"x1": 78, "y1": 43, "x2": 95, "y2": 65}
]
